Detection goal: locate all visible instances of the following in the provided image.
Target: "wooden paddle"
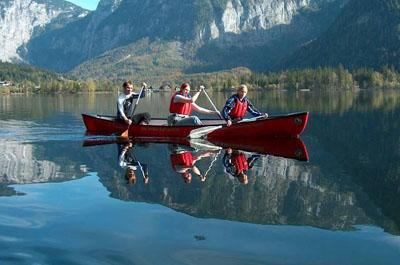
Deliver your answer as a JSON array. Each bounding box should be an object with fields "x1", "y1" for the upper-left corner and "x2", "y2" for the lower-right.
[
  {"x1": 188, "y1": 125, "x2": 222, "y2": 139},
  {"x1": 201, "y1": 86, "x2": 223, "y2": 119},
  {"x1": 121, "y1": 84, "x2": 146, "y2": 139},
  {"x1": 189, "y1": 138, "x2": 222, "y2": 151},
  {"x1": 238, "y1": 113, "x2": 269, "y2": 123}
]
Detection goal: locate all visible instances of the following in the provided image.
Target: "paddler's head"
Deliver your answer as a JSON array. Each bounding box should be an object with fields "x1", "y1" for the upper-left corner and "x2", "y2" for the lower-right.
[
  {"x1": 182, "y1": 171, "x2": 192, "y2": 183},
  {"x1": 236, "y1": 171, "x2": 248, "y2": 185},
  {"x1": 180, "y1": 83, "x2": 190, "y2": 96},
  {"x1": 122, "y1": 80, "x2": 134, "y2": 95},
  {"x1": 237, "y1": 84, "x2": 248, "y2": 100},
  {"x1": 125, "y1": 167, "x2": 136, "y2": 184}
]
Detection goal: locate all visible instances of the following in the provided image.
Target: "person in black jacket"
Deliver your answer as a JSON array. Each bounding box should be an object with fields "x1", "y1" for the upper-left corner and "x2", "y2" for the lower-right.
[
  {"x1": 117, "y1": 80, "x2": 151, "y2": 125},
  {"x1": 118, "y1": 142, "x2": 149, "y2": 184}
]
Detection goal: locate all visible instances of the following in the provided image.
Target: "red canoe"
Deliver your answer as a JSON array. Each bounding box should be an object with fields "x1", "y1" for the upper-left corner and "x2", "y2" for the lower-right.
[{"x1": 82, "y1": 111, "x2": 308, "y2": 139}]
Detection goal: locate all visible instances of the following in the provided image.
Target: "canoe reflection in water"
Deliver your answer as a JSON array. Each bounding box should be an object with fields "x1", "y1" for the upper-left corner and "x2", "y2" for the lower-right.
[
  {"x1": 118, "y1": 141, "x2": 150, "y2": 184},
  {"x1": 83, "y1": 136, "x2": 308, "y2": 186},
  {"x1": 222, "y1": 148, "x2": 260, "y2": 185},
  {"x1": 169, "y1": 144, "x2": 219, "y2": 183}
]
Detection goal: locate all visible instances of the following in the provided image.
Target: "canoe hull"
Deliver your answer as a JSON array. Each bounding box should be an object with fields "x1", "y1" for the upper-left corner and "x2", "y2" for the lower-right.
[
  {"x1": 207, "y1": 112, "x2": 308, "y2": 140},
  {"x1": 82, "y1": 112, "x2": 308, "y2": 139}
]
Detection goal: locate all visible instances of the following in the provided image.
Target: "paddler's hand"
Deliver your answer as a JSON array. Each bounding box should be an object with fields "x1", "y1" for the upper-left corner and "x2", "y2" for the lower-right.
[
  {"x1": 142, "y1": 82, "x2": 148, "y2": 88},
  {"x1": 125, "y1": 118, "x2": 132, "y2": 125},
  {"x1": 143, "y1": 175, "x2": 149, "y2": 184},
  {"x1": 226, "y1": 120, "x2": 232, "y2": 127},
  {"x1": 200, "y1": 175, "x2": 206, "y2": 182},
  {"x1": 199, "y1": 85, "x2": 205, "y2": 91}
]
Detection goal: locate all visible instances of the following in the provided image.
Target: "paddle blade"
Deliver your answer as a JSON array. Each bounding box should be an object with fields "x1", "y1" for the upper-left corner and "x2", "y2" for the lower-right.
[
  {"x1": 238, "y1": 113, "x2": 269, "y2": 123},
  {"x1": 120, "y1": 128, "x2": 129, "y2": 139},
  {"x1": 189, "y1": 138, "x2": 222, "y2": 151},
  {"x1": 188, "y1": 125, "x2": 222, "y2": 139}
]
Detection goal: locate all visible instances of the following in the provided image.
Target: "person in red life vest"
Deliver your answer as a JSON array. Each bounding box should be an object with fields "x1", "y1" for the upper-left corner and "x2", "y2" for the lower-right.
[
  {"x1": 170, "y1": 145, "x2": 216, "y2": 183},
  {"x1": 222, "y1": 84, "x2": 268, "y2": 126},
  {"x1": 117, "y1": 80, "x2": 151, "y2": 125},
  {"x1": 168, "y1": 83, "x2": 220, "y2": 126},
  {"x1": 223, "y1": 148, "x2": 260, "y2": 185}
]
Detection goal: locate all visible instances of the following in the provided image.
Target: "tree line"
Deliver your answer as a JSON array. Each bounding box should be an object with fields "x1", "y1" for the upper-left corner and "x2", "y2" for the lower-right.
[{"x1": 1, "y1": 62, "x2": 400, "y2": 94}]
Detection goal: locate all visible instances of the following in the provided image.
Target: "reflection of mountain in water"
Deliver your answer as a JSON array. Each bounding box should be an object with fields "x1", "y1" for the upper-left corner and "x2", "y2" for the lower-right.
[
  {"x1": 0, "y1": 141, "x2": 86, "y2": 196},
  {"x1": 82, "y1": 142, "x2": 395, "y2": 233},
  {"x1": 308, "y1": 107, "x2": 400, "y2": 234},
  {"x1": 1, "y1": 143, "x2": 62, "y2": 184}
]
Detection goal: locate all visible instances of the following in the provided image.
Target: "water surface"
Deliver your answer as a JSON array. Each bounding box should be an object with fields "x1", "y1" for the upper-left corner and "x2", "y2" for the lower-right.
[{"x1": 0, "y1": 90, "x2": 399, "y2": 264}]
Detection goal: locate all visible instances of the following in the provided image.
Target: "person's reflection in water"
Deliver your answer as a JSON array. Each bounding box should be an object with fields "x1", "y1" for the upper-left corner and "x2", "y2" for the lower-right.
[
  {"x1": 118, "y1": 142, "x2": 149, "y2": 184},
  {"x1": 169, "y1": 144, "x2": 216, "y2": 183},
  {"x1": 223, "y1": 148, "x2": 260, "y2": 185}
]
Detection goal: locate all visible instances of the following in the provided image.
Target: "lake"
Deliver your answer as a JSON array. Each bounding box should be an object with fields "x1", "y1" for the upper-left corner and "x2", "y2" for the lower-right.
[{"x1": 0, "y1": 89, "x2": 399, "y2": 264}]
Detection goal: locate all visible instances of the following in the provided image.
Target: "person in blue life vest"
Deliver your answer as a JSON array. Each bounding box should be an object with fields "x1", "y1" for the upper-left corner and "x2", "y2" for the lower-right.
[
  {"x1": 168, "y1": 83, "x2": 220, "y2": 126},
  {"x1": 118, "y1": 142, "x2": 150, "y2": 185},
  {"x1": 169, "y1": 145, "x2": 216, "y2": 183},
  {"x1": 222, "y1": 84, "x2": 268, "y2": 126},
  {"x1": 117, "y1": 80, "x2": 151, "y2": 125},
  {"x1": 222, "y1": 148, "x2": 260, "y2": 185}
]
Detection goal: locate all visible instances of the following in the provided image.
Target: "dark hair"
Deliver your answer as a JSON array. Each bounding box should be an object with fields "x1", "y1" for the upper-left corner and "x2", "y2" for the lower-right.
[
  {"x1": 122, "y1": 80, "x2": 133, "y2": 88},
  {"x1": 125, "y1": 168, "x2": 136, "y2": 184},
  {"x1": 180, "y1": 83, "x2": 190, "y2": 90}
]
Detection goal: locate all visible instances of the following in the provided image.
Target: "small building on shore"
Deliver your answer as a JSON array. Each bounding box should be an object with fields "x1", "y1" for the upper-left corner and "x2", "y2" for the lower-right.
[{"x1": 0, "y1": 80, "x2": 13, "y2": 87}]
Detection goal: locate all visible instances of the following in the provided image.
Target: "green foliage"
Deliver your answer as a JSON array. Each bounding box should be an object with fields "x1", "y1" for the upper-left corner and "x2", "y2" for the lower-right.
[
  {"x1": 0, "y1": 62, "x2": 113, "y2": 94},
  {"x1": 3, "y1": 61, "x2": 400, "y2": 94},
  {"x1": 243, "y1": 66, "x2": 400, "y2": 90}
]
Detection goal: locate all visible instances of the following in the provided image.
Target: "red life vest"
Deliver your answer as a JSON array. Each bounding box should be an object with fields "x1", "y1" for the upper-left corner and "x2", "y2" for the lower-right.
[
  {"x1": 170, "y1": 151, "x2": 194, "y2": 170},
  {"x1": 233, "y1": 153, "x2": 249, "y2": 172},
  {"x1": 169, "y1": 92, "x2": 192, "y2": 115},
  {"x1": 230, "y1": 97, "x2": 248, "y2": 119}
]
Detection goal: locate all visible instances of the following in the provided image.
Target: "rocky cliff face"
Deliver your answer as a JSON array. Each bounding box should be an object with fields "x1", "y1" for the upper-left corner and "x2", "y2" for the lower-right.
[
  {"x1": 0, "y1": 0, "x2": 88, "y2": 62},
  {"x1": 26, "y1": 0, "x2": 347, "y2": 72}
]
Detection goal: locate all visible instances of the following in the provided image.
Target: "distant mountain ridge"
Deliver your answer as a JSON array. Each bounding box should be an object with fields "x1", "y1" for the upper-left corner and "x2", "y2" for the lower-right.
[
  {"x1": 0, "y1": 0, "x2": 88, "y2": 62},
  {"x1": 26, "y1": 0, "x2": 347, "y2": 73},
  {"x1": 4, "y1": 0, "x2": 397, "y2": 78},
  {"x1": 280, "y1": 0, "x2": 400, "y2": 70}
]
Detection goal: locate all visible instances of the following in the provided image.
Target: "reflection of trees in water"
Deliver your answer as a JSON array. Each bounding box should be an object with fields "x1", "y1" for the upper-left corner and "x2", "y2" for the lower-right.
[
  {"x1": 83, "y1": 143, "x2": 396, "y2": 233},
  {"x1": 246, "y1": 89, "x2": 400, "y2": 114},
  {"x1": 2, "y1": 90, "x2": 400, "y2": 122}
]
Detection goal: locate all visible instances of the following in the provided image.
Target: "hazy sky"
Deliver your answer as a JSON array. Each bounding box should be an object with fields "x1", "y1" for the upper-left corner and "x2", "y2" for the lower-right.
[{"x1": 66, "y1": 0, "x2": 100, "y2": 10}]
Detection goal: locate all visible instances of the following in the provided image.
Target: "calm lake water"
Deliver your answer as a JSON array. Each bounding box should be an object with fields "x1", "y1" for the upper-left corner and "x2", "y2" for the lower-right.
[{"x1": 0, "y1": 90, "x2": 399, "y2": 264}]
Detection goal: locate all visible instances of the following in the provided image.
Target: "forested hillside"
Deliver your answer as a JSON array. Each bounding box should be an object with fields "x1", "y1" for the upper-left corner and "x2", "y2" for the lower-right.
[{"x1": 281, "y1": 0, "x2": 400, "y2": 70}]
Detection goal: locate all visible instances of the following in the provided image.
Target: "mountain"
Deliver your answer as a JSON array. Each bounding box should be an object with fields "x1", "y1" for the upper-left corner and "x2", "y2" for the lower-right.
[
  {"x1": 0, "y1": 0, "x2": 88, "y2": 62},
  {"x1": 280, "y1": 0, "x2": 400, "y2": 70},
  {"x1": 26, "y1": 0, "x2": 347, "y2": 74}
]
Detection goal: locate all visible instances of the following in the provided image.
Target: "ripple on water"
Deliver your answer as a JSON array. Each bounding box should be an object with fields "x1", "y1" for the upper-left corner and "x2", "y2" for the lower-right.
[{"x1": 0, "y1": 214, "x2": 45, "y2": 228}]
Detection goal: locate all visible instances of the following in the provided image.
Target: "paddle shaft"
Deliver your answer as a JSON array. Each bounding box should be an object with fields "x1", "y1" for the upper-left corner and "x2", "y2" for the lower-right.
[
  {"x1": 122, "y1": 85, "x2": 145, "y2": 138},
  {"x1": 202, "y1": 89, "x2": 223, "y2": 119},
  {"x1": 128, "y1": 85, "x2": 145, "y2": 118},
  {"x1": 203, "y1": 149, "x2": 222, "y2": 178}
]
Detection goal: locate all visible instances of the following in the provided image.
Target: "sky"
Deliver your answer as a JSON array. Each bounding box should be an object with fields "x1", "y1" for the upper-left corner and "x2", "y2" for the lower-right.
[{"x1": 65, "y1": 0, "x2": 100, "y2": 10}]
